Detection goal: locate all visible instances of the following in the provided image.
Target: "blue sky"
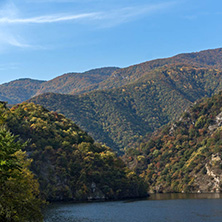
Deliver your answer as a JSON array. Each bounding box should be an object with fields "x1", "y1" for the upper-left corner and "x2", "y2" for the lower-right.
[{"x1": 0, "y1": 0, "x2": 221, "y2": 84}]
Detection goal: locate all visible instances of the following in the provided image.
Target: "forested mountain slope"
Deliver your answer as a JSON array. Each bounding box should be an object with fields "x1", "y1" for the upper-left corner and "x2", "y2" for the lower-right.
[
  {"x1": 35, "y1": 67, "x2": 119, "y2": 96},
  {"x1": 2, "y1": 48, "x2": 222, "y2": 104},
  {"x1": 125, "y1": 92, "x2": 222, "y2": 193},
  {"x1": 0, "y1": 67, "x2": 118, "y2": 104},
  {"x1": 0, "y1": 78, "x2": 45, "y2": 104},
  {"x1": 2, "y1": 48, "x2": 222, "y2": 153},
  {"x1": 70, "y1": 48, "x2": 222, "y2": 94},
  {"x1": 1, "y1": 102, "x2": 147, "y2": 201},
  {"x1": 29, "y1": 64, "x2": 222, "y2": 152}
]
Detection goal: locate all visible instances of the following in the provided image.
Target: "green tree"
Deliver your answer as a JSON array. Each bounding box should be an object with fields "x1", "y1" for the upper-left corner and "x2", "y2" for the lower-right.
[{"x1": 0, "y1": 127, "x2": 43, "y2": 222}]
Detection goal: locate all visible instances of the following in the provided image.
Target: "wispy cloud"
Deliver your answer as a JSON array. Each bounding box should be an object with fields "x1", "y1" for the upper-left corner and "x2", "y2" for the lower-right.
[
  {"x1": 3, "y1": 36, "x2": 31, "y2": 48},
  {"x1": 95, "y1": 2, "x2": 176, "y2": 27},
  {"x1": 0, "y1": 1, "x2": 176, "y2": 49},
  {"x1": 0, "y1": 2, "x2": 176, "y2": 25},
  {"x1": 0, "y1": 12, "x2": 99, "y2": 24},
  {"x1": 0, "y1": 31, "x2": 32, "y2": 49}
]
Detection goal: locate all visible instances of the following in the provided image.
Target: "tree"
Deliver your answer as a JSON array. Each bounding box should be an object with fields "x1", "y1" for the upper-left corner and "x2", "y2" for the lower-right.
[{"x1": 0, "y1": 127, "x2": 43, "y2": 222}]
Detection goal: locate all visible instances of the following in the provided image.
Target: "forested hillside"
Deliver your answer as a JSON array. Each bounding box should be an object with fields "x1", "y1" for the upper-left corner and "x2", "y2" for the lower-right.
[
  {"x1": 69, "y1": 48, "x2": 222, "y2": 94},
  {"x1": 1, "y1": 102, "x2": 147, "y2": 202},
  {"x1": 35, "y1": 67, "x2": 119, "y2": 96},
  {"x1": 29, "y1": 64, "x2": 222, "y2": 152},
  {"x1": 2, "y1": 48, "x2": 222, "y2": 105},
  {"x1": 125, "y1": 92, "x2": 222, "y2": 193},
  {"x1": 2, "y1": 48, "x2": 222, "y2": 153},
  {"x1": 0, "y1": 102, "x2": 44, "y2": 221},
  {"x1": 0, "y1": 67, "x2": 118, "y2": 104},
  {"x1": 0, "y1": 79, "x2": 45, "y2": 104}
]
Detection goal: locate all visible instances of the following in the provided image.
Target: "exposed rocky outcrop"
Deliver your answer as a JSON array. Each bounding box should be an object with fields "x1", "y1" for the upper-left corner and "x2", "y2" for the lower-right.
[
  {"x1": 194, "y1": 154, "x2": 222, "y2": 193},
  {"x1": 208, "y1": 112, "x2": 222, "y2": 133},
  {"x1": 87, "y1": 182, "x2": 105, "y2": 201}
]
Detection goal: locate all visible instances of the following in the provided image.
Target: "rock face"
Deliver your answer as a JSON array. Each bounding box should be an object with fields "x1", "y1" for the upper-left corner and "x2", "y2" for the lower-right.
[
  {"x1": 195, "y1": 154, "x2": 222, "y2": 193},
  {"x1": 208, "y1": 112, "x2": 222, "y2": 132},
  {"x1": 87, "y1": 182, "x2": 105, "y2": 201}
]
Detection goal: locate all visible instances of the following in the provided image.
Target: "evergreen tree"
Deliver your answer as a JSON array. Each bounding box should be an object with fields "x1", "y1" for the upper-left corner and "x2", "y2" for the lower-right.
[{"x1": 0, "y1": 127, "x2": 43, "y2": 222}]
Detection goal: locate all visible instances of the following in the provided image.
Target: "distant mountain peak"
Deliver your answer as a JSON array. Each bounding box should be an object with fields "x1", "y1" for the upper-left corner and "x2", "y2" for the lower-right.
[{"x1": 1, "y1": 48, "x2": 222, "y2": 104}]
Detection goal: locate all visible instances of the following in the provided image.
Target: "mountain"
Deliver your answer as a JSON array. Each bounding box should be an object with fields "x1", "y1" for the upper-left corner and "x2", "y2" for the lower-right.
[
  {"x1": 0, "y1": 78, "x2": 45, "y2": 104},
  {"x1": 125, "y1": 92, "x2": 222, "y2": 193},
  {"x1": 29, "y1": 63, "x2": 222, "y2": 152},
  {"x1": 0, "y1": 67, "x2": 119, "y2": 104},
  {"x1": 2, "y1": 48, "x2": 222, "y2": 152},
  {"x1": 2, "y1": 48, "x2": 222, "y2": 105},
  {"x1": 1, "y1": 102, "x2": 147, "y2": 201},
  {"x1": 35, "y1": 67, "x2": 119, "y2": 96},
  {"x1": 69, "y1": 48, "x2": 222, "y2": 94}
]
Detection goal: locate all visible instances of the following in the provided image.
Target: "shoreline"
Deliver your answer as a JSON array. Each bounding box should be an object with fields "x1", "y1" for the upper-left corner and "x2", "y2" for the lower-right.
[{"x1": 44, "y1": 192, "x2": 222, "y2": 205}]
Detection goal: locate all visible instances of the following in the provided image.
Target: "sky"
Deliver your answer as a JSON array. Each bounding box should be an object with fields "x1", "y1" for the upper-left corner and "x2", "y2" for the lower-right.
[{"x1": 0, "y1": 0, "x2": 222, "y2": 84}]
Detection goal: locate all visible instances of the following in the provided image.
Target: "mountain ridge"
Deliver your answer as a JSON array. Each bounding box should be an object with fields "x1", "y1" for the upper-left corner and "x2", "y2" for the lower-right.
[
  {"x1": 0, "y1": 79, "x2": 45, "y2": 104},
  {"x1": 29, "y1": 62, "x2": 222, "y2": 152},
  {"x1": 76, "y1": 48, "x2": 222, "y2": 94},
  {"x1": 0, "y1": 67, "x2": 119, "y2": 104},
  {"x1": 35, "y1": 67, "x2": 120, "y2": 96},
  {"x1": 3, "y1": 47, "x2": 222, "y2": 152},
  {"x1": 1, "y1": 48, "x2": 222, "y2": 104}
]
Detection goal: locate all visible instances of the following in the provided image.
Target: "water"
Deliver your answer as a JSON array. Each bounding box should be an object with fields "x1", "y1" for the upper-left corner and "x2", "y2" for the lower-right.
[{"x1": 44, "y1": 193, "x2": 222, "y2": 222}]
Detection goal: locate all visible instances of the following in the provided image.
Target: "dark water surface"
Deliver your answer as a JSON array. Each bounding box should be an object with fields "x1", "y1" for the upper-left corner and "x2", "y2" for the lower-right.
[{"x1": 44, "y1": 193, "x2": 222, "y2": 222}]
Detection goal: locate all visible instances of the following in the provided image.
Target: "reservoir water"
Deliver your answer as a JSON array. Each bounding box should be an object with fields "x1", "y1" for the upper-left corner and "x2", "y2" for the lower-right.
[{"x1": 44, "y1": 193, "x2": 222, "y2": 222}]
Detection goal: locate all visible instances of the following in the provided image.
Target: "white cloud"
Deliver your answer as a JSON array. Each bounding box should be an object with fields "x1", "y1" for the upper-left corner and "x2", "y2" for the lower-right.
[
  {"x1": 0, "y1": 32, "x2": 32, "y2": 49},
  {"x1": 6, "y1": 38, "x2": 31, "y2": 48},
  {"x1": 0, "y1": 2, "x2": 18, "y2": 18},
  {"x1": 0, "y1": 1, "x2": 176, "y2": 49},
  {"x1": 95, "y1": 2, "x2": 176, "y2": 27},
  {"x1": 0, "y1": 2, "x2": 176, "y2": 25},
  {"x1": 0, "y1": 12, "x2": 100, "y2": 24}
]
